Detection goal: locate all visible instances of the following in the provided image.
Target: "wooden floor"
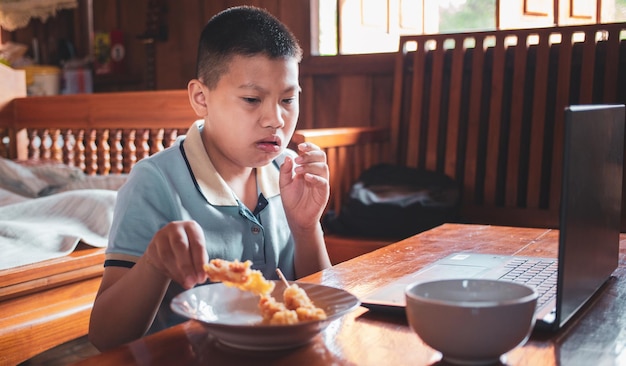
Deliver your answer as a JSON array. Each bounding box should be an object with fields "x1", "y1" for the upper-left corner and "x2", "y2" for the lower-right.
[{"x1": 18, "y1": 336, "x2": 100, "y2": 366}]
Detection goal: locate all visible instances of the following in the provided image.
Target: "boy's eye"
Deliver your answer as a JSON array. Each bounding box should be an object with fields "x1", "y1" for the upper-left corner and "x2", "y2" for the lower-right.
[
  {"x1": 282, "y1": 97, "x2": 296, "y2": 105},
  {"x1": 243, "y1": 97, "x2": 260, "y2": 104}
]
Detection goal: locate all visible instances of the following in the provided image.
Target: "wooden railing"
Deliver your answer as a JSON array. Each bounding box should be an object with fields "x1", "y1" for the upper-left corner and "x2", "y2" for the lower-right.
[
  {"x1": 0, "y1": 90, "x2": 194, "y2": 174},
  {"x1": 14, "y1": 127, "x2": 187, "y2": 175}
]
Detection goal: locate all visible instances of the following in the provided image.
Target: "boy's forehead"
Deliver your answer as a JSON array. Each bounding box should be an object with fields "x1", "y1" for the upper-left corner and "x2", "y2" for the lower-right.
[
  {"x1": 228, "y1": 53, "x2": 299, "y2": 68},
  {"x1": 220, "y1": 54, "x2": 300, "y2": 87}
]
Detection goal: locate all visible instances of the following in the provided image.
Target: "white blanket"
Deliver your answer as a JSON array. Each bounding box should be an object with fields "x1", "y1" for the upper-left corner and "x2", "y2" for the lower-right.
[{"x1": 0, "y1": 188, "x2": 117, "y2": 270}]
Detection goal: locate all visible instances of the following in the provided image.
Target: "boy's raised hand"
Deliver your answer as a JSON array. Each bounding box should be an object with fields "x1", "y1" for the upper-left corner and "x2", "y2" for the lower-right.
[
  {"x1": 279, "y1": 142, "x2": 330, "y2": 230},
  {"x1": 143, "y1": 220, "x2": 209, "y2": 289}
]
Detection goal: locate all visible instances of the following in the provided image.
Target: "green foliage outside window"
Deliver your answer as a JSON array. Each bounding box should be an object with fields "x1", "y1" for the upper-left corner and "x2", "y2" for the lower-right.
[{"x1": 438, "y1": 0, "x2": 496, "y2": 33}]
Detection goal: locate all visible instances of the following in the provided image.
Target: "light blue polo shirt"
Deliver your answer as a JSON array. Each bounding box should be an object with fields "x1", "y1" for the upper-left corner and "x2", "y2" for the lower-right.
[{"x1": 105, "y1": 120, "x2": 296, "y2": 332}]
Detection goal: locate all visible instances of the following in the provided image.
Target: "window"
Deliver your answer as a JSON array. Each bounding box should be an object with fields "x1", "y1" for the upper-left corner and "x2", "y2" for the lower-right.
[{"x1": 316, "y1": 0, "x2": 626, "y2": 55}]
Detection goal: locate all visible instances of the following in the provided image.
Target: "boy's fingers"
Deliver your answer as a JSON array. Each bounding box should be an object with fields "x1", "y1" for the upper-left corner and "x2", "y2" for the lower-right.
[
  {"x1": 186, "y1": 222, "x2": 209, "y2": 282},
  {"x1": 279, "y1": 155, "x2": 295, "y2": 187},
  {"x1": 295, "y1": 162, "x2": 329, "y2": 180},
  {"x1": 152, "y1": 221, "x2": 209, "y2": 287},
  {"x1": 295, "y1": 142, "x2": 321, "y2": 161}
]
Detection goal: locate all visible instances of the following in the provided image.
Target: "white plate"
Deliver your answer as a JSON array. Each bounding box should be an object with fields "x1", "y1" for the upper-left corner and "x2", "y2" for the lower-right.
[{"x1": 170, "y1": 281, "x2": 360, "y2": 350}]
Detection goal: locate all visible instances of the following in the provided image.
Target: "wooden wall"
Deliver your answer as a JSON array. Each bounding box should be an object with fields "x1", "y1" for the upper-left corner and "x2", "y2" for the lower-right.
[{"x1": 1, "y1": 0, "x2": 394, "y2": 132}]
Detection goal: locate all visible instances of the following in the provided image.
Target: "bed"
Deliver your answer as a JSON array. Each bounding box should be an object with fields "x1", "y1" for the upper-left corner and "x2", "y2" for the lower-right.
[{"x1": 0, "y1": 89, "x2": 195, "y2": 364}]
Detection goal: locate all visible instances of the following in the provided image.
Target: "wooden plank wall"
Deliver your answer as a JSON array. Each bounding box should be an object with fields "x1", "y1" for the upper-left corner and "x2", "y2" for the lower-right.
[{"x1": 1, "y1": 0, "x2": 395, "y2": 134}]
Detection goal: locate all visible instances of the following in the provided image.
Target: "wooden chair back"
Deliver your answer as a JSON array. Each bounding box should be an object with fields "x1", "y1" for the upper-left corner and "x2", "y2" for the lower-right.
[{"x1": 391, "y1": 23, "x2": 626, "y2": 227}]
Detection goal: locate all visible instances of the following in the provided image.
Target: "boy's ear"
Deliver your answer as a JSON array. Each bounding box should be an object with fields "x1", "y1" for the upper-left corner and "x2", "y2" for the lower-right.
[{"x1": 187, "y1": 79, "x2": 209, "y2": 117}]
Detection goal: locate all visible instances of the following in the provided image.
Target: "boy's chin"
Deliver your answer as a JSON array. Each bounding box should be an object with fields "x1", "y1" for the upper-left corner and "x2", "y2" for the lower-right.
[{"x1": 251, "y1": 152, "x2": 281, "y2": 167}]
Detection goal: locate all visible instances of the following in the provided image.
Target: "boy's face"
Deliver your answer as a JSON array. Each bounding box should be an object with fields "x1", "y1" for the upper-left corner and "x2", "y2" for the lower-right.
[{"x1": 200, "y1": 54, "x2": 300, "y2": 170}]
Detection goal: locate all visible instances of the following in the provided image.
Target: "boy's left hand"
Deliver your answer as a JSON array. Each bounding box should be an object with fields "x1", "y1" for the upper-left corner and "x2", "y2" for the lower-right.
[{"x1": 279, "y1": 142, "x2": 330, "y2": 229}]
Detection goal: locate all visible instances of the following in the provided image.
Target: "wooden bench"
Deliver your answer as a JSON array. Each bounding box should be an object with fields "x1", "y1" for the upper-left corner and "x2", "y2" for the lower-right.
[
  {"x1": 0, "y1": 90, "x2": 195, "y2": 364},
  {"x1": 0, "y1": 246, "x2": 104, "y2": 364},
  {"x1": 294, "y1": 23, "x2": 626, "y2": 262}
]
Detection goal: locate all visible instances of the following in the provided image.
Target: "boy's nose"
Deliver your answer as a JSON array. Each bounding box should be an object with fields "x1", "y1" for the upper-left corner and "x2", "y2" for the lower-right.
[{"x1": 262, "y1": 104, "x2": 286, "y2": 129}]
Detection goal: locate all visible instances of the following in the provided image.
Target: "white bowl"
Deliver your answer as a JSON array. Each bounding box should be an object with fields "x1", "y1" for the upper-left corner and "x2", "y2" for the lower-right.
[
  {"x1": 171, "y1": 281, "x2": 360, "y2": 350},
  {"x1": 405, "y1": 279, "x2": 537, "y2": 364}
]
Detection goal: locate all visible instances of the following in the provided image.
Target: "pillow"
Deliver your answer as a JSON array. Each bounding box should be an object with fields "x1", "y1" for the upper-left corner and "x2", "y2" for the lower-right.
[
  {"x1": 51, "y1": 174, "x2": 128, "y2": 193},
  {"x1": 22, "y1": 161, "x2": 85, "y2": 186},
  {"x1": 0, "y1": 158, "x2": 49, "y2": 197}
]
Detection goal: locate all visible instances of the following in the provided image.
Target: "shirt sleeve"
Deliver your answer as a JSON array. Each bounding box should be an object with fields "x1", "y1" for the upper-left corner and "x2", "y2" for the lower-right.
[{"x1": 106, "y1": 159, "x2": 183, "y2": 260}]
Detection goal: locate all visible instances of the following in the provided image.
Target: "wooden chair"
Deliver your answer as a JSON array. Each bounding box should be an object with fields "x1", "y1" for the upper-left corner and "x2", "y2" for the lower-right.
[{"x1": 294, "y1": 23, "x2": 626, "y2": 263}]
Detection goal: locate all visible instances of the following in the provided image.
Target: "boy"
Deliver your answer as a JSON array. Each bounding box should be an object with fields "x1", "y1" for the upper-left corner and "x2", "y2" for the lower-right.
[{"x1": 89, "y1": 6, "x2": 331, "y2": 351}]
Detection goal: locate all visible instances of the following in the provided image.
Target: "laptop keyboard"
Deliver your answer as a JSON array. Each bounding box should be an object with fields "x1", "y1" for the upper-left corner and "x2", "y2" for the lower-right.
[{"x1": 499, "y1": 258, "x2": 558, "y2": 308}]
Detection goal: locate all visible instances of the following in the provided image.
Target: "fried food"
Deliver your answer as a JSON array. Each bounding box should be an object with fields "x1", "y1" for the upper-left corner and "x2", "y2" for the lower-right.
[
  {"x1": 258, "y1": 296, "x2": 299, "y2": 325},
  {"x1": 283, "y1": 284, "x2": 317, "y2": 310},
  {"x1": 283, "y1": 284, "x2": 327, "y2": 322},
  {"x1": 203, "y1": 258, "x2": 327, "y2": 324},
  {"x1": 203, "y1": 258, "x2": 275, "y2": 296},
  {"x1": 258, "y1": 284, "x2": 327, "y2": 325}
]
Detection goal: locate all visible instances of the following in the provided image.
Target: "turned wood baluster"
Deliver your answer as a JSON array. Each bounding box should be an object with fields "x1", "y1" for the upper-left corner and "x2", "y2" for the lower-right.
[
  {"x1": 39, "y1": 129, "x2": 51, "y2": 160},
  {"x1": 122, "y1": 129, "x2": 137, "y2": 173},
  {"x1": 28, "y1": 130, "x2": 40, "y2": 160},
  {"x1": 150, "y1": 128, "x2": 164, "y2": 155},
  {"x1": 50, "y1": 129, "x2": 62, "y2": 163},
  {"x1": 97, "y1": 129, "x2": 111, "y2": 175},
  {"x1": 0, "y1": 129, "x2": 8, "y2": 159},
  {"x1": 110, "y1": 129, "x2": 124, "y2": 174},
  {"x1": 74, "y1": 130, "x2": 86, "y2": 172},
  {"x1": 136, "y1": 129, "x2": 150, "y2": 162},
  {"x1": 62, "y1": 129, "x2": 75, "y2": 167},
  {"x1": 163, "y1": 129, "x2": 178, "y2": 148},
  {"x1": 84, "y1": 129, "x2": 98, "y2": 175}
]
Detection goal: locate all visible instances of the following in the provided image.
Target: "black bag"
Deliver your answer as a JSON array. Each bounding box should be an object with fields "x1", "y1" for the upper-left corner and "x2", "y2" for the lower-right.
[{"x1": 322, "y1": 164, "x2": 460, "y2": 239}]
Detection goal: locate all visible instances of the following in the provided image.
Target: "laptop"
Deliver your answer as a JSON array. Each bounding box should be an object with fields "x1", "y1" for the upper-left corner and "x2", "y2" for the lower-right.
[{"x1": 362, "y1": 104, "x2": 625, "y2": 331}]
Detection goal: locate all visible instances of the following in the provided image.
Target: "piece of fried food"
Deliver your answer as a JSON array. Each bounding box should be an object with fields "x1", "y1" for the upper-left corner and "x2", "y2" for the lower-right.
[
  {"x1": 283, "y1": 284, "x2": 327, "y2": 321},
  {"x1": 283, "y1": 284, "x2": 316, "y2": 310},
  {"x1": 258, "y1": 285, "x2": 327, "y2": 325},
  {"x1": 203, "y1": 258, "x2": 275, "y2": 296},
  {"x1": 258, "y1": 296, "x2": 299, "y2": 325},
  {"x1": 295, "y1": 306, "x2": 328, "y2": 322}
]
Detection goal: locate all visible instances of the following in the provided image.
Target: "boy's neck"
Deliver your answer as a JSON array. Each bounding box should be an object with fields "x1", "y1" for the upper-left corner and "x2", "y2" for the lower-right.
[
  {"x1": 227, "y1": 168, "x2": 258, "y2": 212},
  {"x1": 200, "y1": 132, "x2": 259, "y2": 210}
]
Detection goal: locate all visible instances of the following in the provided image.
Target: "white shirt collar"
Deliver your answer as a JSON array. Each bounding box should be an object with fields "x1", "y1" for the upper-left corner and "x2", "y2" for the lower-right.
[{"x1": 183, "y1": 120, "x2": 282, "y2": 205}]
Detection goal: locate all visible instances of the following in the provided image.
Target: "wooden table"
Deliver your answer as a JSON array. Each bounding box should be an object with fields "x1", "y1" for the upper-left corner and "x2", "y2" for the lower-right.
[{"x1": 73, "y1": 224, "x2": 626, "y2": 365}]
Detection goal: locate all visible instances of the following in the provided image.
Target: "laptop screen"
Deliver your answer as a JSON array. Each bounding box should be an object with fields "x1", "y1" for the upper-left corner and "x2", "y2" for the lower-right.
[
  {"x1": 557, "y1": 104, "x2": 625, "y2": 328},
  {"x1": 360, "y1": 104, "x2": 625, "y2": 331}
]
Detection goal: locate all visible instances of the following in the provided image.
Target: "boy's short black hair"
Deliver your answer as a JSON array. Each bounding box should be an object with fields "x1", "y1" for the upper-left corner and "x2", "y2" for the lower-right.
[{"x1": 196, "y1": 6, "x2": 303, "y2": 89}]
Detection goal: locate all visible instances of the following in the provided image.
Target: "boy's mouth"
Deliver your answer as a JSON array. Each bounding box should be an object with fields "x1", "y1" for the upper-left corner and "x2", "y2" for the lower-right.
[{"x1": 256, "y1": 136, "x2": 281, "y2": 152}]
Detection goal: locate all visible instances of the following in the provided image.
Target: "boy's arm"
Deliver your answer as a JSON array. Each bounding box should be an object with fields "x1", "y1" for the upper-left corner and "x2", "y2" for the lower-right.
[
  {"x1": 291, "y1": 222, "x2": 331, "y2": 278},
  {"x1": 279, "y1": 142, "x2": 332, "y2": 277},
  {"x1": 89, "y1": 221, "x2": 208, "y2": 351},
  {"x1": 88, "y1": 257, "x2": 170, "y2": 351}
]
